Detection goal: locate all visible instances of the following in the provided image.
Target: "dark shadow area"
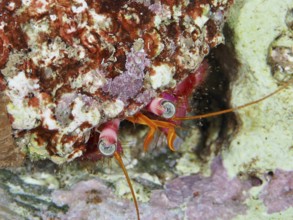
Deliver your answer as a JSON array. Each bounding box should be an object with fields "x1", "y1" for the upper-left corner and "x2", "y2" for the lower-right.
[{"x1": 189, "y1": 25, "x2": 240, "y2": 160}]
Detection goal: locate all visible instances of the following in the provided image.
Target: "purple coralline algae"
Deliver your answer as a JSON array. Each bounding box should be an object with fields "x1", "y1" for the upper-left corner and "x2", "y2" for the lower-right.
[
  {"x1": 49, "y1": 157, "x2": 252, "y2": 220},
  {"x1": 149, "y1": 157, "x2": 251, "y2": 220},
  {"x1": 51, "y1": 179, "x2": 136, "y2": 220},
  {"x1": 102, "y1": 48, "x2": 151, "y2": 102},
  {"x1": 260, "y1": 169, "x2": 293, "y2": 214}
]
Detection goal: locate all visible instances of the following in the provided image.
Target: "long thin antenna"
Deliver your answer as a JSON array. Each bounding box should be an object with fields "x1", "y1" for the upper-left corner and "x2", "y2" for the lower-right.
[
  {"x1": 174, "y1": 80, "x2": 291, "y2": 121},
  {"x1": 114, "y1": 152, "x2": 140, "y2": 220}
]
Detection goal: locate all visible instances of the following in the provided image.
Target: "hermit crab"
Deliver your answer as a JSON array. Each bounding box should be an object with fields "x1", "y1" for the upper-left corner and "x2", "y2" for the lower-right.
[{"x1": 1, "y1": 0, "x2": 292, "y2": 219}]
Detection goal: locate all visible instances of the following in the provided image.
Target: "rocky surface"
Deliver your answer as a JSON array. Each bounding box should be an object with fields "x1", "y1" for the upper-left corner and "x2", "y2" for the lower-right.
[
  {"x1": 222, "y1": 0, "x2": 293, "y2": 185},
  {"x1": 0, "y1": 0, "x2": 293, "y2": 219},
  {"x1": 0, "y1": 0, "x2": 232, "y2": 163}
]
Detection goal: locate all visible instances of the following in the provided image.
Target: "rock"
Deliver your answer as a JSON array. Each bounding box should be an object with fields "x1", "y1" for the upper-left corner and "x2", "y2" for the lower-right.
[{"x1": 222, "y1": 0, "x2": 293, "y2": 178}]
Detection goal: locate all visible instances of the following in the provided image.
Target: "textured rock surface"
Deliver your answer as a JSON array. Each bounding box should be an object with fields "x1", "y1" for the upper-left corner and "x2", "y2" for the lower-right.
[
  {"x1": 222, "y1": 0, "x2": 293, "y2": 177},
  {"x1": 221, "y1": 0, "x2": 293, "y2": 219},
  {"x1": 0, "y1": 0, "x2": 293, "y2": 220},
  {"x1": 259, "y1": 170, "x2": 293, "y2": 214},
  {"x1": 0, "y1": 0, "x2": 232, "y2": 163},
  {"x1": 0, "y1": 157, "x2": 252, "y2": 220}
]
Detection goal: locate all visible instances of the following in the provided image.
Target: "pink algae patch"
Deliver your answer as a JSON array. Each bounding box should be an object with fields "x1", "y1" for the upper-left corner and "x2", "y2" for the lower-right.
[{"x1": 260, "y1": 169, "x2": 293, "y2": 214}]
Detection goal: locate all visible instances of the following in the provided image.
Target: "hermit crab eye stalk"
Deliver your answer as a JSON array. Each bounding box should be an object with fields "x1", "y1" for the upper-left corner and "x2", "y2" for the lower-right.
[
  {"x1": 161, "y1": 101, "x2": 176, "y2": 119},
  {"x1": 98, "y1": 139, "x2": 117, "y2": 157},
  {"x1": 98, "y1": 119, "x2": 120, "y2": 157},
  {"x1": 147, "y1": 98, "x2": 176, "y2": 119}
]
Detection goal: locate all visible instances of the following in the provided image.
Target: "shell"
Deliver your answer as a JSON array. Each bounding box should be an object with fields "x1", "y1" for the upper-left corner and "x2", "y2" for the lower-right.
[{"x1": 0, "y1": 0, "x2": 233, "y2": 163}]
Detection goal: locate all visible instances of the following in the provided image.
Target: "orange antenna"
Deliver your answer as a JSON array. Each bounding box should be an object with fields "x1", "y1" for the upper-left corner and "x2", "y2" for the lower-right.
[
  {"x1": 114, "y1": 152, "x2": 140, "y2": 220},
  {"x1": 174, "y1": 80, "x2": 291, "y2": 121}
]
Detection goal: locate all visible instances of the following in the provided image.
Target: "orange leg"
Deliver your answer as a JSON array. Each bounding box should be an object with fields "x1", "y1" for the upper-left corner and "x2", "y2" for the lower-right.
[
  {"x1": 127, "y1": 113, "x2": 159, "y2": 151},
  {"x1": 127, "y1": 113, "x2": 178, "y2": 152},
  {"x1": 150, "y1": 120, "x2": 177, "y2": 151},
  {"x1": 167, "y1": 127, "x2": 177, "y2": 151}
]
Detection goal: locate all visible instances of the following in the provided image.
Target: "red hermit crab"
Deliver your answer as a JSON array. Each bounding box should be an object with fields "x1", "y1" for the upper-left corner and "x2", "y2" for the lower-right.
[{"x1": 3, "y1": 0, "x2": 291, "y2": 219}]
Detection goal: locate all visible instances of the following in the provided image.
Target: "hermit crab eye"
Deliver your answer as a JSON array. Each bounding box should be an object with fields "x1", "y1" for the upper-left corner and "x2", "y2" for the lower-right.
[
  {"x1": 147, "y1": 97, "x2": 176, "y2": 119},
  {"x1": 98, "y1": 139, "x2": 117, "y2": 157},
  {"x1": 161, "y1": 101, "x2": 176, "y2": 119}
]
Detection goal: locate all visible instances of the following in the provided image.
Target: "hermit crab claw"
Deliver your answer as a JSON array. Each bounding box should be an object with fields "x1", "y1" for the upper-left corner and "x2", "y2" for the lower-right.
[{"x1": 147, "y1": 98, "x2": 176, "y2": 119}]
